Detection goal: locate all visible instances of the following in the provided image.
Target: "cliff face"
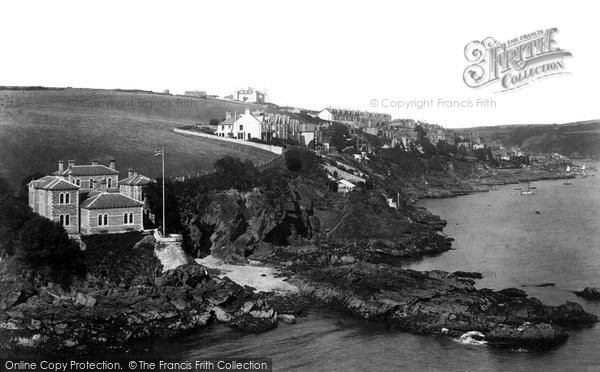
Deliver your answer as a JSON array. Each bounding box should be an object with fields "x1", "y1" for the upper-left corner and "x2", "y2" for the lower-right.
[{"x1": 185, "y1": 178, "x2": 452, "y2": 265}]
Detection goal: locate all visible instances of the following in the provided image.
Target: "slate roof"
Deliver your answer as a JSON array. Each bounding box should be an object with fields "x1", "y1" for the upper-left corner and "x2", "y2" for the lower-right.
[
  {"x1": 80, "y1": 192, "x2": 143, "y2": 210},
  {"x1": 31, "y1": 176, "x2": 79, "y2": 190},
  {"x1": 220, "y1": 116, "x2": 236, "y2": 126},
  {"x1": 54, "y1": 165, "x2": 119, "y2": 177},
  {"x1": 119, "y1": 173, "x2": 152, "y2": 186}
]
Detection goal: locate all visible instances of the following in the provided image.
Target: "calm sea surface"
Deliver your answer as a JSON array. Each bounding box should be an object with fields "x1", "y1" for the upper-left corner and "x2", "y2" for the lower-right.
[{"x1": 9, "y1": 166, "x2": 600, "y2": 371}]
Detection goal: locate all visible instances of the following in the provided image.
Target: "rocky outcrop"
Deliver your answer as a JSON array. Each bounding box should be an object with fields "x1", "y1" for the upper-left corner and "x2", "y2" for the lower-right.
[
  {"x1": 0, "y1": 259, "x2": 280, "y2": 354},
  {"x1": 184, "y1": 179, "x2": 454, "y2": 266},
  {"x1": 291, "y1": 262, "x2": 597, "y2": 348},
  {"x1": 573, "y1": 287, "x2": 600, "y2": 300},
  {"x1": 484, "y1": 323, "x2": 568, "y2": 348}
]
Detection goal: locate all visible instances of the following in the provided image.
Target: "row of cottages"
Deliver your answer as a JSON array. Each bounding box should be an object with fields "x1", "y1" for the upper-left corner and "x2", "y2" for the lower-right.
[
  {"x1": 28, "y1": 160, "x2": 151, "y2": 235},
  {"x1": 317, "y1": 108, "x2": 391, "y2": 127},
  {"x1": 214, "y1": 109, "x2": 321, "y2": 147}
]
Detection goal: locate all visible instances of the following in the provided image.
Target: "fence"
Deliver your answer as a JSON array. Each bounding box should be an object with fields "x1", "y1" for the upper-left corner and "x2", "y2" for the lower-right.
[
  {"x1": 172, "y1": 155, "x2": 281, "y2": 182},
  {"x1": 173, "y1": 127, "x2": 283, "y2": 155}
]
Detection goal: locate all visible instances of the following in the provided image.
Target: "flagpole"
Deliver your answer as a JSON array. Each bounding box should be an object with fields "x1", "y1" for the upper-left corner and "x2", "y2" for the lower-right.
[{"x1": 161, "y1": 146, "x2": 166, "y2": 237}]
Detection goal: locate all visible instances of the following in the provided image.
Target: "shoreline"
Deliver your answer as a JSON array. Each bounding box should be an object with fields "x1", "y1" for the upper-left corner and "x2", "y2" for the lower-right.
[{"x1": 1, "y1": 168, "x2": 595, "y2": 355}]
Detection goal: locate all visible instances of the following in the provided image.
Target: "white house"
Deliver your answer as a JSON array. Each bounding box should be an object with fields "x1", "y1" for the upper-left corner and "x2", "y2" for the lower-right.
[
  {"x1": 337, "y1": 179, "x2": 356, "y2": 193},
  {"x1": 215, "y1": 115, "x2": 236, "y2": 138},
  {"x1": 235, "y1": 88, "x2": 265, "y2": 104},
  {"x1": 230, "y1": 109, "x2": 263, "y2": 140},
  {"x1": 318, "y1": 108, "x2": 334, "y2": 122}
]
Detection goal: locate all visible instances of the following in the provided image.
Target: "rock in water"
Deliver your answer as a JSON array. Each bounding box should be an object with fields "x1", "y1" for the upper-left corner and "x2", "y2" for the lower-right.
[
  {"x1": 485, "y1": 323, "x2": 568, "y2": 348},
  {"x1": 573, "y1": 287, "x2": 600, "y2": 300}
]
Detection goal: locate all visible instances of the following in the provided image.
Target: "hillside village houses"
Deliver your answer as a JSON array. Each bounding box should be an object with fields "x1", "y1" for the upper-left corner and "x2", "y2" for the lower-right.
[
  {"x1": 28, "y1": 160, "x2": 151, "y2": 236},
  {"x1": 234, "y1": 87, "x2": 266, "y2": 104},
  {"x1": 214, "y1": 109, "x2": 321, "y2": 147},
  {"x1": 318, "y1": 108, "x2": 391, "y2": 127}
]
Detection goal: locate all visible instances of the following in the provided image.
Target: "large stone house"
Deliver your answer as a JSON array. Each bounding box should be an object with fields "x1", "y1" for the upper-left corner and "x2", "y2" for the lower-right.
[
  {"x1": 28, "y1": 176, "x2": 81, "y2": 235},
  {"x1": 54, "y1": 159, "x2": 119, "y2": 191},
  {"x1": 79, "y1": 191, "x2": 144, "y2": 235},
  {"x1": 119, "y1": 169, "x2": 151, "y2": 202},
  {"x1": 29, "y1": 160, "x2": 147, "y2": 235}
]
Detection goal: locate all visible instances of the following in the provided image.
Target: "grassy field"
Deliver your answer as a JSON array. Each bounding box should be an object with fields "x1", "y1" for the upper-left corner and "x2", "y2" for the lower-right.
[{"x1": 0, "y1": 89, "x2": 279, "y2": 188}]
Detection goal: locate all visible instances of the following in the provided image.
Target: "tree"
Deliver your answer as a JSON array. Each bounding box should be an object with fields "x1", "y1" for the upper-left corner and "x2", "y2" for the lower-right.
[
  {"x1": 143, "y1": 178, "x2": 183, "y2": 235},
  {"x1": 284, "y1": 148, "x2": 325, "y2": 179},
  {"x1": 18, "y1": 172, "x2": 45, "y2": 201},
  {"x1": 16, "y1": 215, "x2": 86, "y2": 285},
  {"x1": 214, "y1": 155, "x2": 259, "y2": 191}
]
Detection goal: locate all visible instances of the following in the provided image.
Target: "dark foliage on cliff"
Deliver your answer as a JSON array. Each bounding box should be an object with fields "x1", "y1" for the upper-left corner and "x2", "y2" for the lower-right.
[
  {"x1": 0, "y1": 175, "x2": 86, "y2": 285},
  {"x1": 376, "y1": 148, "x2": 427, "y2": 177},
  {"x1": 82, "y1": 232, "x2": 161, "y2": 287},
  {"x1": 214, "y1": 155, "x2": 260, "y2": 191},
  {"x1": 0, "y1": 178, "x2": 34, "y2": 257},
  {"x1": 16, "y1": 216, "x2": 86, "y2": 284},
  {"x1": 326, "y1": 123, "x2": 353, "y2": 152},
  {"x1": 284, "y1": 148, "x2": 326, "y2": 179}
]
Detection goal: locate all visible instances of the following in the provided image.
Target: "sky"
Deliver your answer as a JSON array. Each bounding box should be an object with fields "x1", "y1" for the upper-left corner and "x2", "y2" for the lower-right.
[{"x1": 0, "y1": 0, "x2": 598, "y2": 128}]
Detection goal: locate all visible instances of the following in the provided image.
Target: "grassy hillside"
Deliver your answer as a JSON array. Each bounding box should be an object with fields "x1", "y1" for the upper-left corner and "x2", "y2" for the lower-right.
[
  {"x1": 472, "y1": 120, "x2": 600, "y2": 158},
  {"x1": 0, "y1": 88, "x2": 279, "y2": 189}
]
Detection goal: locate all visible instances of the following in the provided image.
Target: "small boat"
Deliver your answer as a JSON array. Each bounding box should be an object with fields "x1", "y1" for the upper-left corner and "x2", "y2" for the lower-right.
[
  {"x1": 563, "y1": 182, "x2": 572, "y2": 185},
  {"x1": 514, "y1": 187, "x2": 522, "y2": 190},
  {"x1": 535, "y1": 210, "x2": 542, "y2": 215},
  {"x1": 521, "y1": 182, "x2": 534, "y2": 195}
]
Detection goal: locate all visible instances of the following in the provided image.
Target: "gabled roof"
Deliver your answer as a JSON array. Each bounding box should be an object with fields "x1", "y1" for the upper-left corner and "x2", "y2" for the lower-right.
[
  {"x1": 54, "y1": 165, "x2": 119, "y2": 177},
  {"x1": 337, "y1": 179, "x2": 356, "y2": 187},
  {"x1": 119, "y1": 173, "x2": 152, "y2": 186},
  {"x1": 220, "y1": 116, "x2": 236, "y2": 126},
  {"x1": 80, "y1": 192, "x2": 143, "y2": 210},
  {"x1": 30, "y1": 176, "x2": 79, "y2": 190}
]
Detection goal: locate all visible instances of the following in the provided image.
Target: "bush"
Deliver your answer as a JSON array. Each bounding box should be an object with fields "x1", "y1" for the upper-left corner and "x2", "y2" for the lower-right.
[
  {"x1": 214, "y1": 155, "x2": 259, "y2": 191},
  {"x1": 284, "y1": 148, "x2": 324, "y2": 176},
  {"x1": 16, "y1": 215, "x2": 86, "y2": 285}
]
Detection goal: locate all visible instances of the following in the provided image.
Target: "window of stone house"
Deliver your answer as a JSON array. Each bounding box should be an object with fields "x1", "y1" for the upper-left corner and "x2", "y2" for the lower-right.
[
  {"x1": 59, "y1": 193, "x2": 64, "y2": 204},
  {"x1": 129, "y1": 212, "x2": 134, "y2": 224}
]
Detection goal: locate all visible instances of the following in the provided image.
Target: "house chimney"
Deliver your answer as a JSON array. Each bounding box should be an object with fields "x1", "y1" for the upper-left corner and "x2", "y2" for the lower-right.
[
  {"x1": 245, "y1": 108, "x2": 250, "y2": 115},
  {"x1": 91, "y1": 159, "x2": 99, "y2": 166},
  {"x1": 225, "y1": 111, "x2": 231, "y2": 120},
  {"x1": 58, "y1": 161, "x2": 64, "y2": 173},
  {"x1": 128, "y1": 168, "x2": 134, "y2": 178},
  {"x1": 109, "y1": 159, "x2": 115, "y2": 170},
  {"x1": 133, "y1": 171, "x2": 138, "y2": 176},
  {"x1": 68, "y1": 160, "x2": 75, "y2": 168}
]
